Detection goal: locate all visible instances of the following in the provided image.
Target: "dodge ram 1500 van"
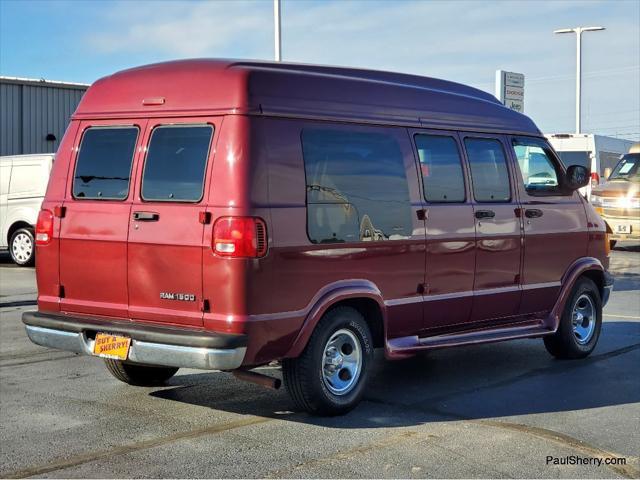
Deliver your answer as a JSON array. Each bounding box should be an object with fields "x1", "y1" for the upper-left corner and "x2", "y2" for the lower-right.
[{"x1": 23, "y1": 60, "x2": 613, "y2": 415}]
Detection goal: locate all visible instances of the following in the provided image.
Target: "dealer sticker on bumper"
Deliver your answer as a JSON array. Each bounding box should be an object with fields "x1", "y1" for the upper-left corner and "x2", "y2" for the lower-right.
[{"x1": 93, "y1": 333, "x2": 131, "y2": 360}]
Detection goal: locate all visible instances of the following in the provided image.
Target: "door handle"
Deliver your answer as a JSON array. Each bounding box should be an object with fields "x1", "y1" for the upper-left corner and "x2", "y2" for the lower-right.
[
  {"x1": 475, "y1": 210, "x2": 495, "y2": 219},
  {"x1": 132, "y1": 211, "x2": 160, "y2": 222},
  {"x1": 524, "y1": 209, "x2": 543, "y2": 219}
]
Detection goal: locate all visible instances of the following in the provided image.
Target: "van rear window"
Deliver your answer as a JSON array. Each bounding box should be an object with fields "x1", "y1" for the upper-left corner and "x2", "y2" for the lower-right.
[
  {"x1": 73, "y1": 127, "x2": 138, "y2": 200},
  {"x1": 141, "y1": 125, "x2": 213, "y2": 202},
  {"x1": 302, "y1": 129, "x2": 412, "y2": 243}
]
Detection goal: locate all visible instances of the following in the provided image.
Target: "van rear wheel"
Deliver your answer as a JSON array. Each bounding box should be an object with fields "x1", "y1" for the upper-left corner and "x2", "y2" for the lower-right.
[
  {"x1": 10, "y1": 228, "x2": 35, "y2": 266},
  {"x1": 544, "y1": 277, "x2": 602, "y2": 359},
  {"x1": 282, "y1": 306, "x2": 374, "y2": 416},
  {"x1": 104, "y1": 359, "x2": 179, "y2": 386}
]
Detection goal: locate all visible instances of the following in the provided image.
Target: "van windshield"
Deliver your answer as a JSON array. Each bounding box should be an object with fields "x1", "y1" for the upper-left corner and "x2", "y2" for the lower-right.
[{"x1": 609, "y1": 153, "x2": 640, "y2": 181}]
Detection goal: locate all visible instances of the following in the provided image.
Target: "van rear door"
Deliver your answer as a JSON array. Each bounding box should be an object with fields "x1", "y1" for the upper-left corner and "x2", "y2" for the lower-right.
[
  {"x1": 127, "y1": 118, "x2": 217, "y2": 327},
  {"x1": 59, "y1": 120, "x2": 146, "y2": 317}
]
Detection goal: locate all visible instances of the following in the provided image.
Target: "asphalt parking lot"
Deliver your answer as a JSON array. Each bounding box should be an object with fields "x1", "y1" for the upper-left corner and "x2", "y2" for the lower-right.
[{"x1": 0, "y1": 246, "x2": 638, "y2": 478}]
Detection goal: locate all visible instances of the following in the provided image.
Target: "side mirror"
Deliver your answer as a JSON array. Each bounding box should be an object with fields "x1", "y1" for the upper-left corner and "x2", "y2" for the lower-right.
[{"x1": 565, "y1": 165, "x2": 590, "y2": 191}]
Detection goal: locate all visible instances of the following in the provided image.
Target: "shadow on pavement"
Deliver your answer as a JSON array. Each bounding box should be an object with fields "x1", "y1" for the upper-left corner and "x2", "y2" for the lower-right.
[
  {"x1": 613, "y1": 272, "x2": 640, "y2": 292},
  {"x1": 150, "y1": 320, "x2": 640, "y2": 428}
]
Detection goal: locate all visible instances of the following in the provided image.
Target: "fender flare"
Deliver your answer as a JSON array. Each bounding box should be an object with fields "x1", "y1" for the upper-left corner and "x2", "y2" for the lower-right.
[
  {"x1": 545, "y1": 256, "x2": 604, "y2": 331},
  {"x1": 284, "y1": 279, "x2": 387, "y2": 359}
]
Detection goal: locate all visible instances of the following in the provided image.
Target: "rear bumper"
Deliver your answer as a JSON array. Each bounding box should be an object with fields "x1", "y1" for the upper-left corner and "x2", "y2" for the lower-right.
[
  {"x1": 22, "y1": 311, "x2": 247, "y2": 371},
  {"x1": 603, "y1": 271, "x2": 614, "y2": 307}
]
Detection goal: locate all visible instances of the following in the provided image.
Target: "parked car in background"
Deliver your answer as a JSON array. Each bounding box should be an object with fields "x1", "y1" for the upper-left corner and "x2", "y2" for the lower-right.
[
  {"x1": 22, "y1": 60, "x2": 613, "y2": 415},
  {"x1": 591, "y1": 143, "x2": 640, "y2": 248},
  {"x1": 546, "y1": 133, "x2": 633, "y2": 199},
  {"x1": 0, "y1": 154, "x2": 53, "y2": 265}
]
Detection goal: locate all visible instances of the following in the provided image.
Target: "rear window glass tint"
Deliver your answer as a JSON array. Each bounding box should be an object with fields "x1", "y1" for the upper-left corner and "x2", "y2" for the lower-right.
[
  {"x1": 141, "y1": 125, "x2": 213, "y2": 202},
  {"x1": 73, "y1": 127, "x2": 138, "y2": 200},
  {"x1": 302, "y1": 129, "x2": 412, "y2": 243},
  {"x1": 464, "y1": 138, "x2": 511, "y2": 202},
  {"x1": 415, "y1": 135, "x2": 465, "y2": 203}
]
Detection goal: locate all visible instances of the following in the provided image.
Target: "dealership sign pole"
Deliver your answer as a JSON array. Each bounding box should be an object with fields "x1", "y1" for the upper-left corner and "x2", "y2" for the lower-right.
[{"x1": 495, "y1": 70, "x2": 525, "y2": 113}]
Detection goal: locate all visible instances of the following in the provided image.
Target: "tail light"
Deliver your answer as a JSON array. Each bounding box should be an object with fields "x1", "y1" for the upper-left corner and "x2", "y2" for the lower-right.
[
  {"x1": 213, "y1": 217, "x2": 267, "y2": 258},
  {"x1": 590, "y1": 172, "x2": 600, "y2": 189},
  {"x1": 35, "y1": 209, "x2": 54, "y2": 245}
]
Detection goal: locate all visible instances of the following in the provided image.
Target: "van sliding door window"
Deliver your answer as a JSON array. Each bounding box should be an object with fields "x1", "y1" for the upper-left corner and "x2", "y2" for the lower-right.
[
  {"x1": 302, "y1": 129, "x2": 413, "y2": 244},
  {"x1": 464, "y1": 138, "x2": 511, "y2": 202},
  {"x1": 73, "y1": 127, "x2": 138, "y2": 200},
  {"x1": 415, "y1": 135, "x2": 466, "y2": 203},
  {"x1": 141, "y1": 125, "x2": 213, "y2": 202}
]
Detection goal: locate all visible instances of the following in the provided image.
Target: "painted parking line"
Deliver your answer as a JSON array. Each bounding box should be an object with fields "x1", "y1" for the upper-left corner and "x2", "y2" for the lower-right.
[{"x1": 605, "y1": 313, "x2": 640, "y2": 320}]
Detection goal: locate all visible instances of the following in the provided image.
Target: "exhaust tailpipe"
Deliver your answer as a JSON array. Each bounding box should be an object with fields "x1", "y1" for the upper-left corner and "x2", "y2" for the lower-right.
[{"x1": 233, "y1": 369, "x2": 282, "y2": 390}]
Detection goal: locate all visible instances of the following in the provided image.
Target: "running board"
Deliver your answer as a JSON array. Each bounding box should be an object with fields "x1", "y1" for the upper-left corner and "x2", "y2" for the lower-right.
[{"x1": 386, "y1": 322, "x2": 554, "y2": 358}]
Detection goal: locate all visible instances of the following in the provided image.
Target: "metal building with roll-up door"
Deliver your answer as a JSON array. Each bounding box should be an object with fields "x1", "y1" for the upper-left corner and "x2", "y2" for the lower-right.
[{"x1": 0, "y1": 76, "x2": 88, "y2": 156}]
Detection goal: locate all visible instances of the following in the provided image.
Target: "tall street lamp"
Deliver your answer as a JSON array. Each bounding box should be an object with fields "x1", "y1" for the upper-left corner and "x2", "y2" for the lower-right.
[
  {"x1": 554, "y1": 26, "x2": 605, "y2": 134},
  {"x1": 274, "y1": 0, "x2": 282, "y2": 62}
]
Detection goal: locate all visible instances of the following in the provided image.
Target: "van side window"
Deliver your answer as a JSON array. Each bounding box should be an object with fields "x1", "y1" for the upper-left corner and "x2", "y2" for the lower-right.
[
  {"x1": 141, "y1": 125, "x2": 213, "y2": 202},
  {"x1": 415, "y1": 134, "x2": 465, "y2": 203},
  {"x1": 73, "y1": 127, "x2": 138, "y2": 200},
  {"x1": 512, "y1": 138, "x2": 561, "y2": 195},
  {"x1": 464, "y1": 138, "x2": 511, "y2": 202},
  {"x1": 302, "y1": 129, "x2": 412, "y2": 243}
]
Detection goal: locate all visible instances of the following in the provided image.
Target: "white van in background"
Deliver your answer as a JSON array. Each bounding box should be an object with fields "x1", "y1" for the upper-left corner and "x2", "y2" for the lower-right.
[
  {"x1": 546, "y1": 133, "x2": 634, "y2": 199},
  {"x1": 0, "y1": 154, "x2": 54, "y2": 266}
]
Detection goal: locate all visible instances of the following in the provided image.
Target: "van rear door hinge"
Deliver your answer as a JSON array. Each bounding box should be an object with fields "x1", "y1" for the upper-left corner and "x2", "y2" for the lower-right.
[
  {"x1": 514, "y1": 274, "x2": 521, "y2": 284},
  {"x1": 416, "y1": 209, "x2": 427, "y2": 221},
  {"x1": 200, "y1": 299, "x2": 210, "y2": 312},
  {"x1": 54, "y1": 206, "x2": 66, "y2": 218},
  {"x1": 57, "y1": 284, "x2": 65, "y2": 298},
  {"x1": 198, "y1": 211, "x2": 211, "y2": 224}
]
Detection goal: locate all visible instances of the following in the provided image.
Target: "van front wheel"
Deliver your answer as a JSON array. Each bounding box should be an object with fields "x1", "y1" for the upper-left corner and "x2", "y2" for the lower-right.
[
  {"x1": 103, "y1": 359, "x2": 179, "y2": 386},
  {"x1": 283, "y1": 306, "x2": 374, "y2": 416},
  {"x1": 544, "y1": 277, "x2": 602, "y2": 359}
]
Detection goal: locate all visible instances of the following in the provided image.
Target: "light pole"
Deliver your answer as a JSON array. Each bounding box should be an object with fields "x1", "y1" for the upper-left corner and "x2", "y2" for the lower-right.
[
  {"x1": 554, "y1": 26, "x2": 605, "y2": 134},
  {"x1": 274, "y1": 0, "x2": 282, "y2": 62}
]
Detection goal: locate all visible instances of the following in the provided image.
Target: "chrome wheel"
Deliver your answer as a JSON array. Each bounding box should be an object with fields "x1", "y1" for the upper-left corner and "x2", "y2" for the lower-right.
[
  {"x1": 572, "y1": 293, "x2": 596, "y2": 345},
  {"x1": 322, "y1": 328, "x2": 362, "y2": 396},
  {"x1": 12, "y1": 231, "x2": 33, "y2": 264}
]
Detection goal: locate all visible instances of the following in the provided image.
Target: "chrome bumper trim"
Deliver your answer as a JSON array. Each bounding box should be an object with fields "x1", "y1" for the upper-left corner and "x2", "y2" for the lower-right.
[{"x1": 24, "y1": 325, "x2": 246, "y2": 371}]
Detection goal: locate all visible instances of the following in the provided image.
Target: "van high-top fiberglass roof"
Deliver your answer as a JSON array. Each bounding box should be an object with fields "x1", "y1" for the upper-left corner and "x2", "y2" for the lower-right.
[{"x1": 74, "y1": 59, "x2": 540, "y2": 135}]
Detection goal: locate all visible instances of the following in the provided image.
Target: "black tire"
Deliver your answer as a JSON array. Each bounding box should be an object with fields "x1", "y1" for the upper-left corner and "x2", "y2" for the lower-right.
[
  {"x1": 9, "y1": 227, "x2": 35, "y2": 266},
  {"x1": 283, "y1": 306, "x2": 374, "y2": 416},
  {"x1": 544, "y1": 277, "x2": 602, "y2": 359},
  {"x1": 104, "y1": 359, "x2": 179, "y2": 386},
  {"x1": 609, "y1": 240, "x2": 617, "y2": 250}
]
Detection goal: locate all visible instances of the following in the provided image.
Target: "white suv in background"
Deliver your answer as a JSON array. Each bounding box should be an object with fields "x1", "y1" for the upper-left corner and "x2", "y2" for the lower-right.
[{"x1": 0, "y1": 154, "x2": 54, "y2": 266}]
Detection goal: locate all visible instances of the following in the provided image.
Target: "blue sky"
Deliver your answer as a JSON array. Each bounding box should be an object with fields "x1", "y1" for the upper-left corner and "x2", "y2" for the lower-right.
[{"x1": 1, "y1": 0, "x2": 638, "y2": 140}]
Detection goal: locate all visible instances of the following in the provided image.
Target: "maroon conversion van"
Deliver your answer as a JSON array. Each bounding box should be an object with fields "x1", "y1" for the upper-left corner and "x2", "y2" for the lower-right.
[{"x1": 23, "y1": 60, "x2": 613, "y2": 415}]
